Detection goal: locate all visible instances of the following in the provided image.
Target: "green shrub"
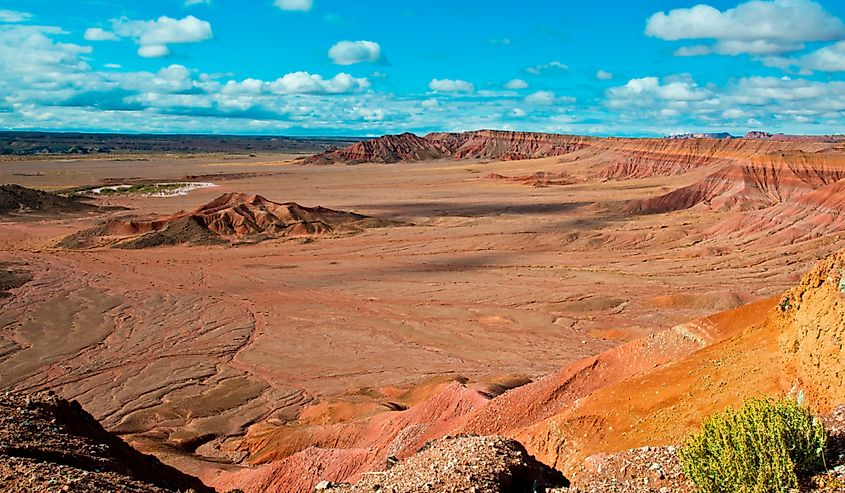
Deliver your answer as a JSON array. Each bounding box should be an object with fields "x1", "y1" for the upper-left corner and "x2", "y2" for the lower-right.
[{"x1": 678, "y1": 397, "x2": 827, "y2": 493}]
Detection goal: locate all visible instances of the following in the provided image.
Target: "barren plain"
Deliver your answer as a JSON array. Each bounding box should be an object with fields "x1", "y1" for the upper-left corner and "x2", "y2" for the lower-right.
[{"x1": 1, "y1": 132, "x2": 844, "y2": 492}]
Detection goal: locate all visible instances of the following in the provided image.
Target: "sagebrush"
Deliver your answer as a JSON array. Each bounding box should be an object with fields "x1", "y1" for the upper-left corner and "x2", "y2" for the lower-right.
[{"x1": 679, "y1": 397, "x2": 827, "y2": 493}]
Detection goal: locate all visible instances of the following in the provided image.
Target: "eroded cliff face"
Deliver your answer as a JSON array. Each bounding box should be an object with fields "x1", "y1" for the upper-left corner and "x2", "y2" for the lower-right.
[
  {"x1": 627, "y1": 150, "x2": 845, "y2": 214},
  {"x1": 303, "y1": 132, "x2": 452, "y2": 164},
  {"x1": 778, "y1": 249, "x2": 845, "y2": 412},
  {"x1": 304, "y1": 130, "x2": 594, "y2": 164}
]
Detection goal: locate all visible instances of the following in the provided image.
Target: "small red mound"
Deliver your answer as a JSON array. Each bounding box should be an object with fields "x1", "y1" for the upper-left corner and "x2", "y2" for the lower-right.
[
  {"x1": 482, "y1": 171, "x2": 575, "y2": 187},
  {"x1": 62, "y1": 193, "x2": 394, "y2": 249}
]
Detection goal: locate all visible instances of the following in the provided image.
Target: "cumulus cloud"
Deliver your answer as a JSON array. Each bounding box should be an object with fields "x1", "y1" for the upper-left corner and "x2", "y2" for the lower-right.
[
  {"x1": 504, "y1": 78, "x2": 528, "y2": 89},
  {"x1": 270, "y1": 72, "x2": 370, "y2": 94},
  {"x1": 765, "y1": 41, "x2": 845, "y2": 72},
  {"x1": 137, "y1": 45, "x2": 170, "y2": 58},
  {"x1": 428, "y1": 78, "x2": 475, "y2": 93},
  {"x1": 646, "y1": 0, "x2": 845, "y2": 56},
  {"x1": 83, "y1": 28, "x2": 118, "y2": 42},
  {"x1": 523, "y1": 90, "x2": 575, "y2": 106},
  {"x1": 274, "y1": 0, "x2": 313, "y2": 12},
  {"x1": 607, "y1": 76, "x2": 710, "y2": 104},
  {"x1": 328, "y1": 40, "x2": 382, "y2": 65},
  {"x1": 0, "y1": 25, "x2": 99, "y2": 109},
  {"x1": 524, "y1": 90, "x2": 556, "y2": 105},
  {"x1": 596, "y1": 70, "x2": 613, "y2": 80},
  {"x1": 526, "y1": 61, "x2": 568, "y2": 75},
  {"x1": 0, "y1": 9, "x2": 31, "y2": 23},
  {"x1": 599, "y1": 71, "x2": 845, "y2": 133},
  {"x1": 105, "y1": 15, "x2": 213, "y2": 58}
]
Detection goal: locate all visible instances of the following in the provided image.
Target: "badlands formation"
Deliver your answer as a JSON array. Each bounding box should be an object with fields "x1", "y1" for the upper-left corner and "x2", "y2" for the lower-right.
[{"x1": 1, "y1": 130, "x2": 845, "y2": 491}]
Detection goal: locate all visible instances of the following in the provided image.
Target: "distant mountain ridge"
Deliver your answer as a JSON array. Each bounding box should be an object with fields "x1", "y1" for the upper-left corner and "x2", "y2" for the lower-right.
[
  {"x1": 0, "y1": 131, "x2": 364, "y2": 156},
  {"x1": 302, "y1": 130, "x2": 594, "y2": 164},
  {"x1": 666, "y1": 132, "x2": 735, "y2": 139}
]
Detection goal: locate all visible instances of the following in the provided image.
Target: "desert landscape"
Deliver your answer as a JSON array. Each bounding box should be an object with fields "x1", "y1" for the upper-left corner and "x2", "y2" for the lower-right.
[
  {"x1": 0, "y1": 128, "x2": 844, "y2": 492},
  {"x1": 4, "y1": 0, "x2": 845, "y2": 491}
]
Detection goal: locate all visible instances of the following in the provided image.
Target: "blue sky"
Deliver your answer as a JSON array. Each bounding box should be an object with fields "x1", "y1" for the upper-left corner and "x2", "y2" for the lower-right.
[{"x1": 2, "y1": 0, "x2": 845, "y2": 136}]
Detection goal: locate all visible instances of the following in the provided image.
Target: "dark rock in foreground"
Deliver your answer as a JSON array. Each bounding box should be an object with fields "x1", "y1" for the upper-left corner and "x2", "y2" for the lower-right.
[
  {"x1": 0, "y1": 184, "x2": 98, "y2": 215},
  {"x1": 325, "y1": 435, "x2": 569, "y2": 493},
  {"x1": 0, "y1": 391, "x2": 212, "y2": 493}
]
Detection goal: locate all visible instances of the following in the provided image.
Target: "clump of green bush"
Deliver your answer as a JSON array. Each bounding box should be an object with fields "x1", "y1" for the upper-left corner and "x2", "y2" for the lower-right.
[{"x1": 679, "y1": 397, "x2": 827, "y2": 493}]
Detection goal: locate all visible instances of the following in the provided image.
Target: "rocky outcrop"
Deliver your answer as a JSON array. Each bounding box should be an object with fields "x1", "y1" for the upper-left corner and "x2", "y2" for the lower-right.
[
  {"x1": 0, "y1": 392, "x2": 212, "y2": 493},
  {"x1": 778, "y1": 249, "x2": 845, "y2": 411},
  {"x1": 303, "y1": 130, "x2": 593, "y2": 164},
  {"x1": 61, "y1": 193, "x2": 396, "y2": 248},
  {"x1": 482, "y1": 171, "x2": 576, "y2": 187},
  {"x1": 744, "y1": 131, "x2": 775, "y2": 139},
  {"x1": 628, "y1": 154, "x2": 845, "y2": 214},
  {"x1": 744, "y1": 131, "x2": 845, "y2": 142},
  {"x1": 429, "y1": 130, "x2": 592, "y2": 160},
  {"x1": 304, "y1": 132, "x2": 451, "y2": 164},
  {"x1": 703, "y1": 178, "x2": 845, "y2": 245},
  {"x1": 0, "y1": 184, "x2": 98, "y2": 215},
  {"x1": 667, "y1": 132, "x2": 734, "y2": 139},
  {"x1": 327, "y1": 436, "x2": 568, "y2": 493}
]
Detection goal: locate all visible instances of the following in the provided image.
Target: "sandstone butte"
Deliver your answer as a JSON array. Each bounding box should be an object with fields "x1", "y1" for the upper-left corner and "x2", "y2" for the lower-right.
[{"x1": 2, "y1": 129, "x2": 845, "y2": 492}]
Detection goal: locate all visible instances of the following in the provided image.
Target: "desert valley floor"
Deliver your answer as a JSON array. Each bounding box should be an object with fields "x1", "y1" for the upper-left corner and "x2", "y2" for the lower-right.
[{"x1": 2, "y1": 132, "x2": 845, "y2": 492}]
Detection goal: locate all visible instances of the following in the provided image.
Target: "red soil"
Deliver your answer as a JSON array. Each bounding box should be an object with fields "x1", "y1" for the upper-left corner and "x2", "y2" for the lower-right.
[
  {"x1": 63, "y1": 192, "x2": 392, "y2": 248},
  {"x1": 4, "y1": 131, "x2": 845, "y2": 492},
  {"x1": 216, "y1": 248, "x2": 844, "y2": 491}
]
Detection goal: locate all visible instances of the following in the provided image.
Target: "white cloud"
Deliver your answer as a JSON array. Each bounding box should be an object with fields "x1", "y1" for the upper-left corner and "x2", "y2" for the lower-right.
[
  {"x1": 646, "y1": 0, "x2": 845, "y2": 56},
  {"x1": 606, "y1": 76, "x2": 710, "y2": 110},
  {"x1": 274, "y1": 0, "x2": 313, "y2": 12},
  {"x1": 526, "y1": 61, "x2": 568, "y2": 75},
  {"x1": 509, "y1": 107, "x2": 527, "y2": 117},
  {"x1": 138, "y1": 45, "x2": 169, "y2": 58},
  {"x1": 269, "y1": 71, "x2": 369, "y2": 94},
  {"x1": 522, "y1": 90, "x2": 575, "y2": 106},
  {"x1": 596, "y1": 70, "x2": 613, "y2": 80},
  {"x1": 185, "y1": 0, "x2": 212, "y2": 5},
  {"x1": 84, "y1": 28, "x2": 118, "y2": 42},
  {"x1": 428, "y1": 78, "x2": 475, "y2": 93},
  {"x1": 104, "y1": 63, "x2": 122, "y2": 69},
  {"x1": 674, "y1": 45, "x2": 715, "y2": 57},
  {"x1": 0, "y1": 9, "x2": 31, "y2": 23},
  {"x1": 110, "y1": 15, "x2": 213, "y2": 58},
  {"x1": 328, "y1": 40, "x2": 382, "y2": 65},
  {"x1": 769, "y1": 40, "x2": 845, "y2": 72},
  {"x1": 504, "y1": 78, "x2": 528, "y2": 89},
  {"x1": 722, "y1": 108, "x2": 747, "y2": 119},
  {"x1": 524, "y1": 90, "x2": 556, "y2": 105}
]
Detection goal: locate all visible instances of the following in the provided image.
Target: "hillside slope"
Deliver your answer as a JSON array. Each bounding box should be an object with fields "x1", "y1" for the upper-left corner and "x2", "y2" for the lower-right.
[
  {"x1": 214, "y1": 247, "x2": 845, "y2": 491},
  {"x1": 0, "y1": 392, "x2": 212, "y2": 493}
]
